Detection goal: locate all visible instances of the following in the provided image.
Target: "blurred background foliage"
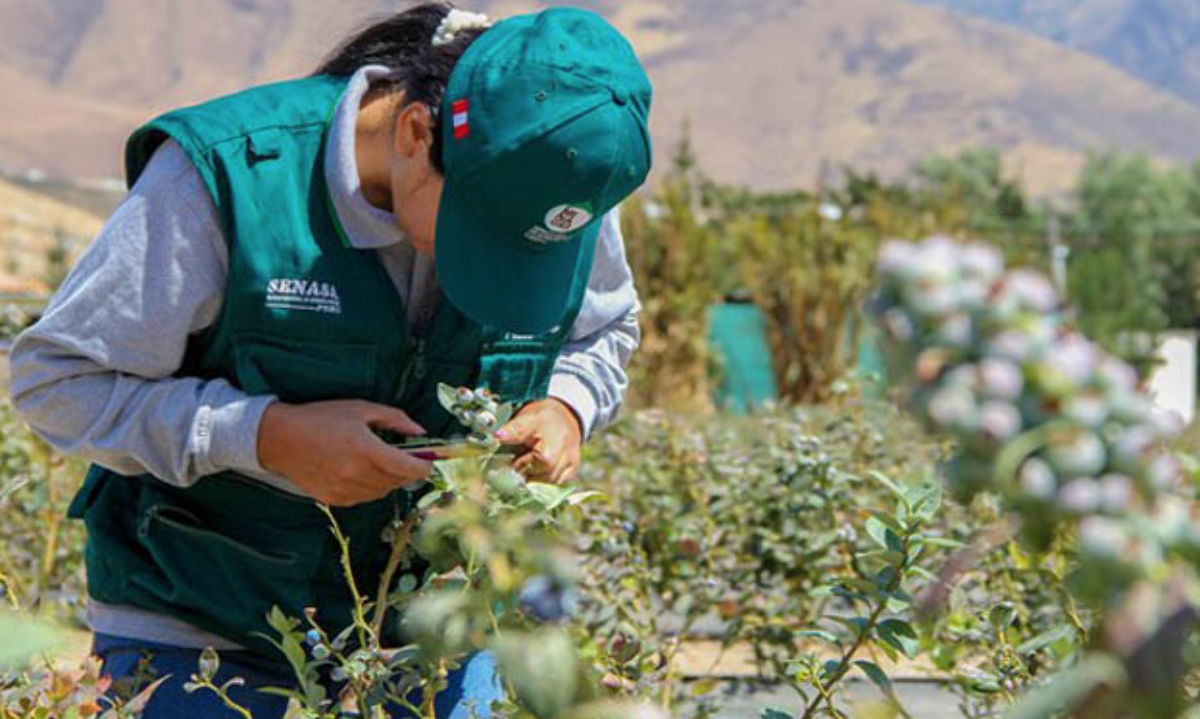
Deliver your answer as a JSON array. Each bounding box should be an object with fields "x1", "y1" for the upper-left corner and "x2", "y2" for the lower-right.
[{"x1": 620, "y1": 135, "x2": 1200, "y2": 411}]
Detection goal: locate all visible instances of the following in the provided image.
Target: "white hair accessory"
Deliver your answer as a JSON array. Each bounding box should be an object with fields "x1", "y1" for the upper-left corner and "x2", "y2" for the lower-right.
[{"x1": 431, "y1": 9, "x2": 491, "y2": 47}]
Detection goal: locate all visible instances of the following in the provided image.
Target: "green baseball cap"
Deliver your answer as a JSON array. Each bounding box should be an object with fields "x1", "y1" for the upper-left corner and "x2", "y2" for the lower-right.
[{"x1": 435, "y1": 7, "x2": 653, "y2": 334}]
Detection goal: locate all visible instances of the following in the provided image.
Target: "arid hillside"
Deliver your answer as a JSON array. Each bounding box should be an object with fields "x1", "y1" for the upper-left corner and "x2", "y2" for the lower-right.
[{"x1": 2, "y1": 0, "x2": 1200, "y2": 197}]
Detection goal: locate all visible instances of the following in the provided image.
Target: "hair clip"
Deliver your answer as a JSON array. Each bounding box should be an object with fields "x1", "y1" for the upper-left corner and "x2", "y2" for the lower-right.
[{"x1": 432, "y1": 9, "x2": 491, "y2": 47}]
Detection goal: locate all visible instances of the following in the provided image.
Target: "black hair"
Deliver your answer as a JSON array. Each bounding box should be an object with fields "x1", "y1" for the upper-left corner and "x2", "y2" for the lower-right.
[{"x1": 316, "y1": 3, "x2": 487, "y2": 173}]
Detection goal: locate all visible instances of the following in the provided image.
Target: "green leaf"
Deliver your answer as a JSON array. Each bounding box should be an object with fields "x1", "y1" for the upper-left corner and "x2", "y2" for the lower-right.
[
  {"x1": 795, "y1": 629, "x2": 842, "y2": 646},
  {"x1": 0, "y1": 613, "x2": 60, "y2": 666},
  {"x1": 988, "y1": 603, "x2": 1016, "y2": 631},
  {"x1": 906, "y1": 565, "x2": 938, "y2": 582},
  {"x1": 265, "y1": 605, "x2": 298, "y2": 635},
  {"x1": 865, "y1": 516, "x2": 891, "y2": 550},
  {"x1": 761, "y1": 709, "x2": 796, "y2": 719},
  {"x1": 417, "y1": 489, "x2": 446, "y2": 510},
  {"x1": 924, "y1": 536, "x2": 966, "y2": 550},
  {"x1": 904, "y1": 482, "x2": 941, "y2": 523},
  {"x1": 257, "y1": 686, "x2": 306, "y2": 701},
  {"x1": 869, "y1": 471, "x2": 907, "y2": 504},
  {"x1": 565, "y1": 490, "x2": 605, "y2": 506},
  {"x1": 437, "y1": 383, "x2": 458, "y2": 412},
  {"x1": 1005, "y1": 656, "x2": 1125, "y2": 719},
  {"x1": 494, "y1": 401, "x2": 515, "y2": 428},
  {"x1": 854, "y1": 659, "x2": 893, "y2": 693},
  {"x1": 1016, "y1": 625, "x2": 1077, "y2": 657},
  {"x1": 875, "y1": 619, "x2": 919, "y2": 659},
  {"x1": 527, "y1": 482, "x2": 570, "y2": 510},
  {"x1": 495, "y1": 629, "x2": 579, "y2": 718},
  {"x1": 868, "y1": 510, "x2": 904, "y2": 533},
  {"x1": 832, "y1": 616, "x2": 871, "y2": 635}
]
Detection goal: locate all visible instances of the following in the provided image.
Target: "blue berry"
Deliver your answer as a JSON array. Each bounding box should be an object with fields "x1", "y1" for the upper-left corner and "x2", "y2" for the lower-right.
[{"x1": 305, "y1": 629, "x2": 322, "y2": 647}]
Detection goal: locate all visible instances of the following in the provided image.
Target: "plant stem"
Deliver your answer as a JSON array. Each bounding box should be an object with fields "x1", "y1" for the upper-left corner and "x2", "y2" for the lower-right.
[
  {"x1": 319, "y1": 504, "x2": 376, "y2": 648},
  {"x1": 423, "y1": 660, "x2": 445, "y2": 717},
  {"x1": 371, "y1": 515, "x2": 417, "y2": 640},
  {"x1": 800, "y1": 595, "x2": 890, "y2": 719},
  {"x1": 801, "y1": 522, "x2": 913, "y2": 719},
  {"x1": 195, "y1": 680, "x2": 254, "y2": 719}
]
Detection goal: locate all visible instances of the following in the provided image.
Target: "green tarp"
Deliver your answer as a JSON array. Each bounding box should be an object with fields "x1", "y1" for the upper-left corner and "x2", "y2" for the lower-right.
[{"x1": 708, "y1": 303, "x2": 778, "y2": 413}]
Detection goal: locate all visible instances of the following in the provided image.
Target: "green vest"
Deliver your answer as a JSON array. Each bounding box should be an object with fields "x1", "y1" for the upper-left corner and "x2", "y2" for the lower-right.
[{"x1": 66, "y1": 76, "x2": 593, "y2": 654}]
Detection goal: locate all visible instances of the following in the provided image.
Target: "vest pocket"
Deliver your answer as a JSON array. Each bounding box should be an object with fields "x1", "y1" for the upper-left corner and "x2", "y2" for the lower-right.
[
  {"x1": 232, "y1": 332, "x2": 379, "y2": 403},
  {"x1": 130, "y1": 503, "x2": 315, "y2": 646}
]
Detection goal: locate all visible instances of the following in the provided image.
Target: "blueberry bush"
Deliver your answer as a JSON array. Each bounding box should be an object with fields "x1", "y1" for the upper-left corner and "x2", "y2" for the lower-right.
[
  {"x1": 871, "y1": 236, "x2": 1200, "y2": 718},
  {"x1": 3, "y1": 369, "x2": 1179, "y2": 717}
]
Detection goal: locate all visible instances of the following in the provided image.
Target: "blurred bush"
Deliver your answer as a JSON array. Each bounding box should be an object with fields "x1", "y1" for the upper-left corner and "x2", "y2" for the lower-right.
[
  {"x1": 731, "y1": 206, "x2": 877, "y2": 404},
  {"x1": 621, "y1": 141, "x2": 723, "y2": 413}
]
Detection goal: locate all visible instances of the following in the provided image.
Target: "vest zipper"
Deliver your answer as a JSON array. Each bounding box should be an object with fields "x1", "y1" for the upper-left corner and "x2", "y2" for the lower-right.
[{"x1": 395, "y1": 338, "x2": 427, "y2": 407}]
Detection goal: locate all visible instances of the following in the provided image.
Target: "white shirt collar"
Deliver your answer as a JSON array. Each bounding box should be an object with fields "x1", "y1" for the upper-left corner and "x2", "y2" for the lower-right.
[{"x1": 324, "y1": 65, "x2": 409, "y2": 250}]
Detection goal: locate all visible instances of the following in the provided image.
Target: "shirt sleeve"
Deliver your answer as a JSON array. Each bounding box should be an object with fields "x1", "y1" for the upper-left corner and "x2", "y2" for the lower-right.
[
  {"x1": 7, "y1": 140, "x2": 276, "y2": 486},
  {"x1": 548, "y1": 208, "x2": 642, "y2": 438}
]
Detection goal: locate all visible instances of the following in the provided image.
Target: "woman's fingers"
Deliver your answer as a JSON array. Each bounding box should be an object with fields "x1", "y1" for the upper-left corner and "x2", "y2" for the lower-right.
[{"x1": 360, "y1": 401, "x2": 426, "y2": 437}]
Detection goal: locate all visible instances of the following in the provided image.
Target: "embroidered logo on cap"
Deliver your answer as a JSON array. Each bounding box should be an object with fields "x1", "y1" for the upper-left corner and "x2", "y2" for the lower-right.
[
  {"x1": 452, "y1": 99, "x2": 470, "y2": 139},
  {"x1": 524, "y1": 226, "x2": 571, "y2": 244},
  {"x1": 545, "y1": 204, "x2": 593, "y2": 233}
]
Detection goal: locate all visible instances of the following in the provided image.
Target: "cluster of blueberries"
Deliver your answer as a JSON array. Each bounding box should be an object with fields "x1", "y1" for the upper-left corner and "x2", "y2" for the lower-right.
[{"x1": 871, "y1": 237, "x2": 1194, "y2": 570}]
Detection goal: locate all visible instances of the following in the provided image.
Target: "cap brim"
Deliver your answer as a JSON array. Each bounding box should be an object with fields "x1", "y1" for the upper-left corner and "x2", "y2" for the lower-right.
[{"x1": 435, "y1": 180, "x2": 597, "y2": 334}]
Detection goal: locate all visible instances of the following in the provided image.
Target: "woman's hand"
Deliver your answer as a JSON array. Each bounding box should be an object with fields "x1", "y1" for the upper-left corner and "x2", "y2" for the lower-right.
[
  {"x1": 494, "y1": 398, "x2": 583, "y2": 485},
  {"x1": 257, "y1": 400, "x2": 433, "y2": 506}
]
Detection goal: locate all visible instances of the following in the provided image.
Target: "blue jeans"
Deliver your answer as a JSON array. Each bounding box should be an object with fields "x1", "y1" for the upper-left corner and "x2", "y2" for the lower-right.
[{"x1": 93, "y1": 634, "x2": 503, "y2": 718}]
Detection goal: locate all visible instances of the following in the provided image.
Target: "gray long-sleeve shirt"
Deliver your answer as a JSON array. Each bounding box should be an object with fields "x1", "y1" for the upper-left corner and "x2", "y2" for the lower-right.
[{"x1": 8, "y1": 66, "x2": 640, "y2": 648}]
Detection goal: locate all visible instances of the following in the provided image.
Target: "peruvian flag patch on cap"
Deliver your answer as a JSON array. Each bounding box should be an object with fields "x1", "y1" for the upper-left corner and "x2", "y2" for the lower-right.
[{"x1": 452, "y1": 99, "x2": 470, "y2": 139}]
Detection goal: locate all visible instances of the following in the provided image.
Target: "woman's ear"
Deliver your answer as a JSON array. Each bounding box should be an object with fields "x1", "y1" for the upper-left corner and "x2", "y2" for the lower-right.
[{"x1": 393, "y1": 101, "x2": 435, "y2": 160}]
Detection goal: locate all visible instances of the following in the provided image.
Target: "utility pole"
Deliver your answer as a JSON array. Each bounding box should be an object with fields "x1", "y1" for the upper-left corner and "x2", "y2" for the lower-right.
[{"x1": 1047, "y1": 211, "x2": 1069, "y2": 294}]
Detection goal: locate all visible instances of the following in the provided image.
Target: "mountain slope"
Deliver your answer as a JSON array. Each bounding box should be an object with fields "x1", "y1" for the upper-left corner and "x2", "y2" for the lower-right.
[
  {"x1": 2, "y1": 0, "x2": 1200, "y2": 197},
  {"x1": 910, "y1": 0, "x2": 1200, "y2": 105}
]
